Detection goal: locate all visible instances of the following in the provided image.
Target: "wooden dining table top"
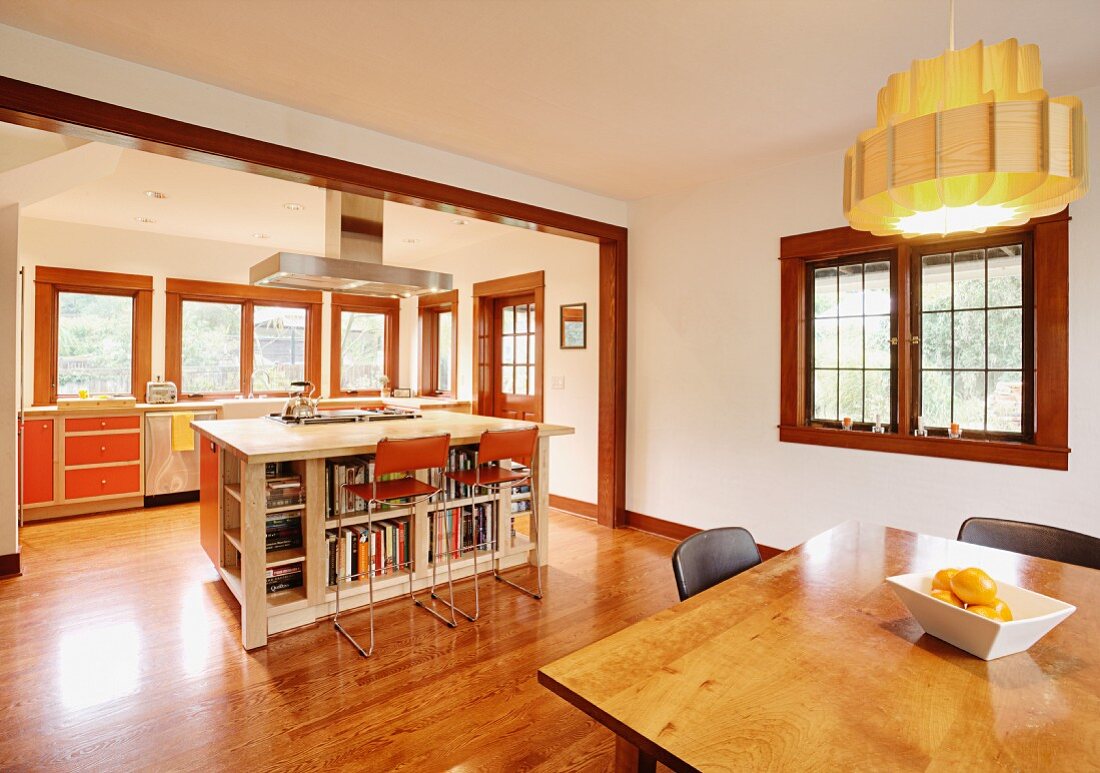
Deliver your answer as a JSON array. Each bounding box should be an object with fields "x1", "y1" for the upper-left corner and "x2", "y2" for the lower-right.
[{"x1": 538, "y1": 520, "x2": 1100, "y2": 772}]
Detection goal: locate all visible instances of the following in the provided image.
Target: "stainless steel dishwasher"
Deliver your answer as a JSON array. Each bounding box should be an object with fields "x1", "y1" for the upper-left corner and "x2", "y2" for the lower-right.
[{"x1": 144, "y1": 411, "x2": 217, "y2": 503}]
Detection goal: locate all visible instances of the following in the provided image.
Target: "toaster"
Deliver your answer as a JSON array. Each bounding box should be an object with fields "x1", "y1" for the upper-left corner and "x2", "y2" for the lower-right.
[{"x1": 145, "y1": 380, "x2": 178, "y2": 404}]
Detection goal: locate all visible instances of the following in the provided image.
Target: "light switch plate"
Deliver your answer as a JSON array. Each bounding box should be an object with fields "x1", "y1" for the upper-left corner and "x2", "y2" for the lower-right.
[{"x1": 551, "y1": 376, "x2": 565, "y2": 390}]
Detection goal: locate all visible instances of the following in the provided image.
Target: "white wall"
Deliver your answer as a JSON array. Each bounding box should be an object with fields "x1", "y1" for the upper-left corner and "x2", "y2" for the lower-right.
[
  {"x1": 0, "y1": 206, "x2": 18, "y2": 559},
  {"x1": 405, "y1": 229, "x2": 601, "y2": 504},
  {"x1": 627, "y1": 84, "x2": 1100, "y2": 550},
  {"x1": 0, "y1": 24, "x2": 626, "y2": 228}
]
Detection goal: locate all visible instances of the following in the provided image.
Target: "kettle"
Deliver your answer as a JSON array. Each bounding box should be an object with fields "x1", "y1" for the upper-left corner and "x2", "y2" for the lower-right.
[{"x1": 281, "y1": 381, "x2": 318, "y2": 420}]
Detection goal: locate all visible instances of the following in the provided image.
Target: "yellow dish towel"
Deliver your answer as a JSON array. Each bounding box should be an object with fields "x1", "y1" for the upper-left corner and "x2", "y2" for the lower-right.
[{"x1": 171, "y1": 412, "x2": 195, "y2": 452}]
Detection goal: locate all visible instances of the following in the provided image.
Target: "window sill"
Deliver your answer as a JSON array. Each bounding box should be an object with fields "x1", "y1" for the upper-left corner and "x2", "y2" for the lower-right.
[{"x1": 778, "y1": 425, "x2": 1069, "y2": 471}]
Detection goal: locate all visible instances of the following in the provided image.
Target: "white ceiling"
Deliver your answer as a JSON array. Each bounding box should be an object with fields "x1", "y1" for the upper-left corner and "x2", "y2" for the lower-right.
[
  {"x1": 1, "y1": 0, "x2": 1098, "y2": 200},
  {"x1": 3, "y1": 121, "x2": 526, "y2": 258}
]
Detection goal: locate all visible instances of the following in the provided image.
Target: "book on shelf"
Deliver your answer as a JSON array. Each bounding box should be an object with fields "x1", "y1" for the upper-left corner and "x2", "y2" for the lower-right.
[
  {"x1": 510, "y1": 499, "x2": 532, "y2": 515},
  {"x1": 266, "y1": 512, "x2": 303, "y2": 551},
  {"x1": 266, "y1": 475, "x2": 304, "y2": 508},
  {"x1": 266, "y1": 563, "x2": 303, "y2": 593},
  {"x1": 429, "y1": 502, "x2": 495, "y2": 563},
  {"x1": 326, "y1": 515, "x2": 410, "y2": 586},
  {"x1": 325, "y1": 457, "x2": 415, "y2": 518}
]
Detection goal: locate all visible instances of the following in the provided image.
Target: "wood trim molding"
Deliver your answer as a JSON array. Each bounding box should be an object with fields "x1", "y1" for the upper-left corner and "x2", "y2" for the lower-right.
[
  {"x1": 779, "y1": 212, "x2": 1070, "y2": 471},
  {"x1": 165, "y1": 279, "x2": 322, "y2": 397},
  {"x1": 165, "y1": 277, "x2": 321, "y2": 304},
  {"x1": 418, "y1": 291, "x2": 458, "y2": 397},
  {"x1": 472, "y1": 270, "x2": 545, "y2": 297},
  {"x1": 549, "y1": 494, "x2": 598, "y2": 520},
  {"x1": 1, "y1": 75, "x2": 628, "y2": 531},
  {"x1": 624, "y1": 510, "x2": 782, "y2": 560},
  {"x1": 0, "y1": 552, "x2": 20, "y2": 579},
  {"x1": 329, "y1": 297, "x2": 400, "y2": 397},
  {"x1": 33, "y1": 266, "x2": 153, "y2": 404}
]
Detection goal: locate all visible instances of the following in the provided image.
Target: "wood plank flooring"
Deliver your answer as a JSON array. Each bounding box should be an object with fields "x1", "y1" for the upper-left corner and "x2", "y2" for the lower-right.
[{"x1": 0, "y1": 505, "x2": 679, "y2": 771}]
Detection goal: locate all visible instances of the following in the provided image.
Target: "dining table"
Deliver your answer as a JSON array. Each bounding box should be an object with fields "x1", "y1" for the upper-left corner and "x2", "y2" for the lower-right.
[{"x1": 537, "y1": 520, "x2": 1099, "y2": 772}]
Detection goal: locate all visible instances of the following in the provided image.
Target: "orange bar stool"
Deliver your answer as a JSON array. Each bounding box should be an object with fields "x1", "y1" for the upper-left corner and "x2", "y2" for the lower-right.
[
  {"x1": 340, "y1": 433, "x2": 454, "y2": 658},
  {"x1": 443, "y1": 425, "x2": 542, "y2": 622}
]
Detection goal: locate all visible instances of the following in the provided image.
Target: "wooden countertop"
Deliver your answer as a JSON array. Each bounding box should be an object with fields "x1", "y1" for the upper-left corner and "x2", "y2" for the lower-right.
[
  {"x1": 22, "y1": 396, "x2": 469, "y2": 417},
  {"x1": 23, "y1": 401, "x2": 222, "y2": 416},
  {"x1": 193, "y1": 411, "x2": 573, "y2": 463},
  {"x1": 538, "y1": 520, "x2": 1100, "y2": 771}
]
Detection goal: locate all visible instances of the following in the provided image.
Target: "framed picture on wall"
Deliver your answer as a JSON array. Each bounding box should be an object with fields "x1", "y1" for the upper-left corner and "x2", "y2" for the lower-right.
[{"x1": 560, "y1": 303, "x2": 587, "y2": 349}]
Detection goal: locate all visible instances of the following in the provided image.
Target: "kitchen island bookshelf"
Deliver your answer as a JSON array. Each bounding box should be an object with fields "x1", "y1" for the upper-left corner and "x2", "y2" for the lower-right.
[{"x1": 194, "y1": 412, "x2": 572, "y2": 650}]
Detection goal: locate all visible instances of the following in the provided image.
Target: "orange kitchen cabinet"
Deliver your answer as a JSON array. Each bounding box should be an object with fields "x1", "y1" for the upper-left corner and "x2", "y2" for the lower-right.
[
  {"x1": 64, "y1": 464, "x2": 141, "y2": 500},
  {"x1": 20, "y1": 419, "x2": 54, "y2": 505},
  {"x1": 65, "y1": 415, "x2": 141, "y2": 433},
  {"x1": 65, "y1": 433, "x2": 141, "y2": 466},
  {"x1": 199, "y1": 438, "x2": 221, "y2": 567}
]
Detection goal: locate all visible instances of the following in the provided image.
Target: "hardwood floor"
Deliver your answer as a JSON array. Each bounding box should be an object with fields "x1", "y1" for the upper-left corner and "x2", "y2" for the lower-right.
[{"x1": 0, "y1": 504, "x2": 679, "y2": 771}]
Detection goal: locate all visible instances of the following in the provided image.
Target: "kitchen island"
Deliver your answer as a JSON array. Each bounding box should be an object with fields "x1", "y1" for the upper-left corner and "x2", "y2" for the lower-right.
[{"x1": 193, "y1": 411, "x2": 573, "y2": 650}]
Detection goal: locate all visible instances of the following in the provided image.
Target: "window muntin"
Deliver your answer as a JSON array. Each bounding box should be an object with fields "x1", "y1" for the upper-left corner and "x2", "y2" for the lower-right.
[
  {"x1": 339, "y1": 310, "x2": 387, "y2": 391},
  {"x1": 181, "y1": 300, "x2": 242, "y2": 394},
  {"x1": 501, "y1": 303, "x2": 537, "y2": 396},
  {"x1": 56, "y1": 291, "x2": 134, "y2": 396},
  {"x1": 808, "y1": 257, "x2": 894, "y2": 426},
  {"x1": 252, "y1": 305, "x2": 307, "y2": 392},
  {"x1": 915, "y1": 240, "x2": 1030, "y2": 437}
]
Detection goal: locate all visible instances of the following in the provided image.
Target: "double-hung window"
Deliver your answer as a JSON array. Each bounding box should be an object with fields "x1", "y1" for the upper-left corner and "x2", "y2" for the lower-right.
[
  {"x1": 780, "y1": 211, "x2": 1068, "y2": 470},
  {"x1": 166, "y1": 279, "x2": 321, "y2": 398},
  {"x1": 419, "y1": 290, "x2": 458, "y2": 397},
  {"x1": 330, "y1": 294, "x2": 399, "y2": 396},
  {"x1": 33, "y1": 267, "x2": 153, "y2": 405}
]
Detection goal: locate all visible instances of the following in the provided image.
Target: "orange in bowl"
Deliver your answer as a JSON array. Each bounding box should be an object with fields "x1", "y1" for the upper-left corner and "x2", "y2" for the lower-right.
[
  {"x1": 932, "y1": 568, "x2": 958, "y2": 592},
  {"x1": 931, "y1": 589, "x2": 964, "y2": 608},
  {"x1": 951, "y1": 567, "x2": 998, "y2": 606}
]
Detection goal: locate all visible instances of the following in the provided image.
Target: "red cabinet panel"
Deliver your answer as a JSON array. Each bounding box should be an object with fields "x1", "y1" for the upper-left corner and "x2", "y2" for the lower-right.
[
  {"x1": 199, "y1": 438, "x2": 220, "y2": 567},
  {"x1": 65, "y1": 414, "x2": 141, "y2": 433},
  {"x1": 20, "y1": 419, "x2": 54, "y2": 505},
  {"x1": 65, "y1": 433, "x2": 141, "y2": 466},
  {"x1": 64, "y1": 465, "x2": 141, "y2": 500}
]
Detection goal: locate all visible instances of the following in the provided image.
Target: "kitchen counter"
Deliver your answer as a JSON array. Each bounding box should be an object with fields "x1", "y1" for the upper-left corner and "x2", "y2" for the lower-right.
[
  {"x1": 193, "y1": 411, "x2": 571, "y2": 464},
  {"x1": 22, "y1": 396, "x2": 470, "y2": 417}
]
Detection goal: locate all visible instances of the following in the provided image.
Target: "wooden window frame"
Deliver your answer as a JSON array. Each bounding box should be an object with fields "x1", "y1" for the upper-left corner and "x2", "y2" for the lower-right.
[
  {"x1": 418, "y1": 290, "x2": 458, "y2": 398},
  {"x1": 779, "y1": 210, "x2": 1069, "y2": 471},
  {"x1": 908, "y1": 231, "x2": 1035, "y2": 443},
  {"x1": 329, "y1": 293, "x2": 400, "y2": 397},
  {"x1": 165, "y1": 278, "x2": 322, "y2": 399},
  {"x1": 33, "y1": 266, "x2": 153, "y2": 406},
  {"x1": 805, "y1": 251, "x2": 898, "y2": 431}
]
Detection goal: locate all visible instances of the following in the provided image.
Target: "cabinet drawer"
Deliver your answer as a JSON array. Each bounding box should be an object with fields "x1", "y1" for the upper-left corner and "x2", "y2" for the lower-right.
[
  {"x1": 65, "y1": 433, "x2": 141, "y2": 466},
  {"x1": 66, "y1": 415, "x2": 141, "y2": 433},
  {"x1": 65, "y1": 465, "x2": 141, "y2": 500}
]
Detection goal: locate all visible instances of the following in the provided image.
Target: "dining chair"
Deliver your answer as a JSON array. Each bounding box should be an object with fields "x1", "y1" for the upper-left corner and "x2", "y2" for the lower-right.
[
  {"x1": 671, "y1": 527, "x2": 762, "y2": 601},
  {"x1": 958, "y1": 517, "x2": 1100, "y2": 571}
]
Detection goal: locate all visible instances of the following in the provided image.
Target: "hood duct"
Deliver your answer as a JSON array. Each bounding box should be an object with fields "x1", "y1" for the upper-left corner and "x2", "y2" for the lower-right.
[{"x1": 250, "y1": 192, "x2": 452, "y2": 297}]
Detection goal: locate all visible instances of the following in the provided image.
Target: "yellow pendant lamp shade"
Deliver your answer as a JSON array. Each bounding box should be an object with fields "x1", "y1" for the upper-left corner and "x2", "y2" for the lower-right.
[{"x1": 844, "y1": 38, "x2": 1088, "y2": 237}]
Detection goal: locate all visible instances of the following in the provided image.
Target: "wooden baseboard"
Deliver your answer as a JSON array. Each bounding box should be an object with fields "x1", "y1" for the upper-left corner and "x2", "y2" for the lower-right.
[
  {"x1": 624, "y1": 510, "x2": 783, "y2": 560},
  {"x1": 0, "y1": 552, "x2": 20, "y2": 578},
  {"x1": 549, "y1": 494, "x2": 598, "y2": 520}
]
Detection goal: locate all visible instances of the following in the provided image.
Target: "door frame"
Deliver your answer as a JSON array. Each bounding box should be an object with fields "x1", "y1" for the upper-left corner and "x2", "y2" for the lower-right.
[
  {"x1": 0, "y1": 75, "x2": 628, "y2": 529},
  {"x1": 472, "y1": 271, "x2": 545, "y2": 421}
]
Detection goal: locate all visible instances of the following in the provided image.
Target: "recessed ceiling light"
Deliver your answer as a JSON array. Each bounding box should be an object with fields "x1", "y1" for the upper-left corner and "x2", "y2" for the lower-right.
[
  {"x1": 134, "y1": 216, "x2": 157, "y2": 224},
  {"x1": 144, "y1": 190, "x2": 167, "y2": 199},
  {"x1": 284, "y1": 202, "x2": 305, "y2": 212},
  {"x1": 402, "y1": 238, "x2": 420, "y2": 244},
  {"x1": 402, "y1": 292, "x2": 412, "y2": 298},
  {"x1": 252, "y1": 233, "x2": 270, "y2": 239},
  {"x1": 452, "y1": 219, "x2": 468, "y2": 225}
]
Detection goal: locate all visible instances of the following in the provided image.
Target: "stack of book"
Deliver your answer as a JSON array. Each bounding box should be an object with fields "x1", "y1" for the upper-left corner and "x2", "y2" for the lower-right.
[
  {"x1": 266, "y1": 564, "x2": 303, "y2": 593},
  {"x1": 429, "y1": 503, "x2": 495, "y2": 563},
  {"x1": 511, "y1": 499, "x2": 532, "y2": 515},
  {"x1": 266, "y1": 475, "x2": 304, "y2": 508},
  {"x1": 325, "y1": 458, "x2": 412, "y2": 517},
  {"x1": 444, "y1": 447, "x2": 477, "y2": 498},
  {"x1": 266, "y1": 513, "x2": 302, "y2": 551},
  {"x1": 326, "y1": 516, "x2": 411, "y2": 586}
]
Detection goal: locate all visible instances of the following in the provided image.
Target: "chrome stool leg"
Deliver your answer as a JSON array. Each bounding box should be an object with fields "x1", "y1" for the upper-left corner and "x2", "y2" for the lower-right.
[
  {"x1": 431, "y1": 484, "x2": 480, "y2": 622},
  {"x1": 334, "y1": 500, "x2": 373, "y2": 657},
  {"x1": 412, "y1": 480, "x2": 459, "y2": 628},
  {"x1": 493, "y1": 480, "x2": 543, "y2": 600}
]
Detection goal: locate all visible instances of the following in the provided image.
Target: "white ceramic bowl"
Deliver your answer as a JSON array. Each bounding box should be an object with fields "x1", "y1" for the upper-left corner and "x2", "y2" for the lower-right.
[{"x1": 885, "y1": 571, "x2": 1076, "y2": 660}]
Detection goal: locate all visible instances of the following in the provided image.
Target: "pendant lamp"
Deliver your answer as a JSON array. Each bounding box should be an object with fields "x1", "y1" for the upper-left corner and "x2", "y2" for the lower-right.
[{"x1": 844, "y1": 4, "x2": 1088, "y2": 237}]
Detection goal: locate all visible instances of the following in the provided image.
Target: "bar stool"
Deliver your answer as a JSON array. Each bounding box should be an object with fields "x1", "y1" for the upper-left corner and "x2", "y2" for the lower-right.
[
  {"x1": 339, "y1": 433, "x2": 454, "y2": 658},
  {"x1": 442, "y1": 426, "x2": 542, "y2": 622}
]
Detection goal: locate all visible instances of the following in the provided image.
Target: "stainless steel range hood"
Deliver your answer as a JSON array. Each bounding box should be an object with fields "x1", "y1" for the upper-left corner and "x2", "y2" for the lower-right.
[{"x1": 250, "y1": 192, "x2": 452, "y2": 297}]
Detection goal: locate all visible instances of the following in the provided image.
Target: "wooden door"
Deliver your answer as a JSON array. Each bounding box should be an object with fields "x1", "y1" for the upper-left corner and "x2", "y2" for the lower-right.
[{"x1": 492, "y1": 293, "x2": 541, "y2": 421}]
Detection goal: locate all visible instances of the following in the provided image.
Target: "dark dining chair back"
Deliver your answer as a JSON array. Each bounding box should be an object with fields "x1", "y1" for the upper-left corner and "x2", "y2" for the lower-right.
[
  {"x1": 958, "y1": 517, "x2": 1100, "y2": 571},
  {"x1": 671, "y1": 527, "x2": 762, "y2": 601}
]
